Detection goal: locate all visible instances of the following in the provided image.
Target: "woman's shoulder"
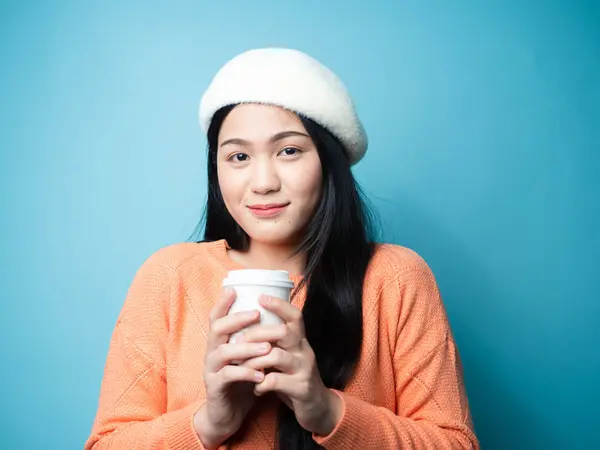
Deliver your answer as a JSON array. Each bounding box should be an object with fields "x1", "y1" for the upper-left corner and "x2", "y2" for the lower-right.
[
  {"x1": 365, "y1": 243, "x2": 445, "y2": 325},
  {"x1": 365, "y1": 243, "x2": 435, "y2": 294},
  {"x1": 366, "y1": 242, "x2": 435, "y2": 284},
  {"x1": 137, "y1": 240, "x2": 227, "y2": 276}
]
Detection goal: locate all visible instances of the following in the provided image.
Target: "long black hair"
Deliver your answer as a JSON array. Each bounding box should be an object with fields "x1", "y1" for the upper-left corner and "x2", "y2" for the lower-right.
[{"x1": 199, "y1": 104, "x2": 376, "y2": 449}]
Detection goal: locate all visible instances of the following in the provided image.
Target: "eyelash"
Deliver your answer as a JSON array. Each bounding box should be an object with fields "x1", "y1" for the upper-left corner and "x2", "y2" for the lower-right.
[
  {"x1": 226, "y1": 147, "x2": 302, "y2": 162},
  {"x1": 228, "y1": 153, "x2": 249, "y2": 162},
  {"x1": 279, "y1": 147, "x2": 301, "y2": 157}
]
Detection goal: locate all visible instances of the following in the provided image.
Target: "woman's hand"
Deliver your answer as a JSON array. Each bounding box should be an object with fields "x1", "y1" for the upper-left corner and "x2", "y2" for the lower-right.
[
  {"x1": 240, "y1": 295, "x2": 343, "y2": 436},
  {"x1": 194, "y1": 289, "x2": 273, "y2": 448}
]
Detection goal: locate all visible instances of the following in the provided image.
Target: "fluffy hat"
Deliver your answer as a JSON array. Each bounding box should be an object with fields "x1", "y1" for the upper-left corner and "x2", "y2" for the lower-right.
[{"x1": 198, "y1": 48, "x2": 367, "y2": 165}]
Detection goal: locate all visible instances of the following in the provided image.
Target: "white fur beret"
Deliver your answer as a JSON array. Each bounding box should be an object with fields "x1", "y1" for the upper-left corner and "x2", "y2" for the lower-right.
[{"x1": 198, "y1": 48, "x2": 367, "y2": 165}]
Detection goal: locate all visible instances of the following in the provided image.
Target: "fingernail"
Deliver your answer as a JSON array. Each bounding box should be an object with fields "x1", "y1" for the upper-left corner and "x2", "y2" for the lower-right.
[
  {"x1": 254, "y1": 371, "x2": 264, "y2": 381},
  {"x1": 258, "y1": 343, "x2": 270, "y2": 352}
]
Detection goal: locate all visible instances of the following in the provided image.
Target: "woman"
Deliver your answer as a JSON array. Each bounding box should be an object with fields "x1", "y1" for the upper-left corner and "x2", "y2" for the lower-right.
[{"x1": 86, "y1": 48, "x2": 479, "y2": 449}]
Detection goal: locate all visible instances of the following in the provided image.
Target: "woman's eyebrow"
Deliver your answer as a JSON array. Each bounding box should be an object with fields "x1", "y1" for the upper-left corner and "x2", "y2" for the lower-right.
[
  {"x1": 220, "y1": 130, "x2": 310, "y2": 148},
  {"x1": 270, "y1": 130, "x2": 310, "y2": 142}
]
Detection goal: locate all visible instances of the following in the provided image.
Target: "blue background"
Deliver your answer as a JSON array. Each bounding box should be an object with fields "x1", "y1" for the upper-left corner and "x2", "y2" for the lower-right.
[{"x1": 1, "y1": 1, "x2": 598, "y2": 449}]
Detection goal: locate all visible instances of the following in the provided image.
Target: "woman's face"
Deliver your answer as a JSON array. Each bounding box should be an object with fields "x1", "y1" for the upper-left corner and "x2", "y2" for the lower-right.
[{"x1": 216, "y1": 104, "x2": 323, "y2": 246}]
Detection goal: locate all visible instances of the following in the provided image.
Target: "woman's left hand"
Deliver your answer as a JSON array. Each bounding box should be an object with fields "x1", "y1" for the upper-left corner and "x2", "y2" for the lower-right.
[{"x1": 240, "y1": 295, "x2": 343, "y2": 436}]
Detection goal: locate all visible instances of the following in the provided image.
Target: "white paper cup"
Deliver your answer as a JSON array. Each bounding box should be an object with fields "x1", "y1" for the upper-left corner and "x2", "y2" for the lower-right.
[{"x1": 222, "y1": 269, "x2": 294, "y2": 344}]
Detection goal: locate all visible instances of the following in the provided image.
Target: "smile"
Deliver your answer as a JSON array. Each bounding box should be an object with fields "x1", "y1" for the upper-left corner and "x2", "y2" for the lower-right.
[{"x1": 247, "y1": 203, "x2": 290, "y2": 218}]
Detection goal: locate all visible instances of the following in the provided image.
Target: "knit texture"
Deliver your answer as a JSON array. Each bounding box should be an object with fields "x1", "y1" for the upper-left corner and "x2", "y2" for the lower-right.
[
  {"x1": 85, "y1": 240, "x2": 479, "y2": 449},
  {"x1": 198, "y1": 48, "x2": 368, "y2": 165}
]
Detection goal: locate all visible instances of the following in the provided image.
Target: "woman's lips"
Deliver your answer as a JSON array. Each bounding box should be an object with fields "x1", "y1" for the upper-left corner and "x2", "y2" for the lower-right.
[{"x1": 247, "y1": 203, "x2": 289, "y2": 218}]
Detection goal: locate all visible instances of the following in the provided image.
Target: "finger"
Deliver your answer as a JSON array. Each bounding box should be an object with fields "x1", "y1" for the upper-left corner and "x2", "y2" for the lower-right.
[
  {"x1": 258, "y1": 296, "x2": 305, "y2": 348},
  {"x1": 206, "y1": 310, "x2": 261, "y2": 351},
  {"x1": 211, "y1": 310, "x2": 261, "y2": 338},
  {"x1": 206, "y1": 342, "x2": 272, "y2": 373},
  {"x1": 258, "y1": 295, "x2": 303, "y2": 323},
  {"x1": 254, "y1": 371, "x2": 302, "y2": 397},
  {"x1": 215, "y1": 365, "x2": 265, "y2": 387},
  {"x1": 241, "y1": 346, "x2": 298, "y2": 374},
  {"x1": 208, "y1": 288, "x2": 237, "y2": 324},
  {"x1": 240, "y1": 324, "x2": 288, "y2": 344}
]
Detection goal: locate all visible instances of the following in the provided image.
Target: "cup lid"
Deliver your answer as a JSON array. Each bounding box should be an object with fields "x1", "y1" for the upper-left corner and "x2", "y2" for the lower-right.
[{"x1": 222, "y1": 269, "x2": 295, "y2": 288}]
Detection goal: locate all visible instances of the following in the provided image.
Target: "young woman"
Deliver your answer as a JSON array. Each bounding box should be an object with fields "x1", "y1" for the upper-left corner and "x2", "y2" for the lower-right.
[{"x1": 86, "y1": 48, "x2": 479, "y2": 449}]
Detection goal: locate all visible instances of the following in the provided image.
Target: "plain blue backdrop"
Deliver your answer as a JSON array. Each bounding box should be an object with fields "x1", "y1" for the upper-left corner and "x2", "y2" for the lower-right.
[{"x1": 1, "y1": 1, "x2": 598, "y2": 449}]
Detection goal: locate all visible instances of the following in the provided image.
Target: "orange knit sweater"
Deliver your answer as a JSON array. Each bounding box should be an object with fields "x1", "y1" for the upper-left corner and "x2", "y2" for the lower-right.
[{"x1": 85, "y1": 240, "x2": 479, "y2": 449}]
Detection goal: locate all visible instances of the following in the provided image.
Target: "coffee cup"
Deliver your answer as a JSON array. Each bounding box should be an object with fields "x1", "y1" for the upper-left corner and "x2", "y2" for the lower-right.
[{"x1": 222, "y1": 269, "x2": 295, "y2": 344}]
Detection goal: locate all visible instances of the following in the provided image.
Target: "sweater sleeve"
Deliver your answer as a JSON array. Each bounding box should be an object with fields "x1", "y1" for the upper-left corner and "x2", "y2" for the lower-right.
[
  {"x1": 84, "y1": 251, "x2": 211, "y2": 450},
  {"x1": 314, "y1": 258, "x2": 480, "y2": 449}
]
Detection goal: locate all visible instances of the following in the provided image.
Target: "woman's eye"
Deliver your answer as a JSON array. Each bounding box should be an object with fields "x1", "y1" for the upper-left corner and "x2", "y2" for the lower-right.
[
  {"x1": 229, "y1": 153, "x2": 249, "y2": 162},
  {"x1": 280, "y1": 147, "x2": 299, "y2": 156}
]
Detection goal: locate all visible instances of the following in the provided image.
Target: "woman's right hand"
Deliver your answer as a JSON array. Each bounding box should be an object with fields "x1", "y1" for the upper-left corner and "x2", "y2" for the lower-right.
[{"x1": 194, "y1": 288, "x2": 272, "y2": 448}]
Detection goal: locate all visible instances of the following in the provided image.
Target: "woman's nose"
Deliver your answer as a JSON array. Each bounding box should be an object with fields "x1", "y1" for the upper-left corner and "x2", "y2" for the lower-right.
[{"x1": 250, "y1": 160, "x2": 281, "y2": 194}]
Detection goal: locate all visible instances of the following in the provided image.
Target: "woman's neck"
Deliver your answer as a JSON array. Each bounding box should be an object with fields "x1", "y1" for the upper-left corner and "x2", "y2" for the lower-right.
[{"x1": 229, "y1": 240, "x2": 306, "y2": 276}]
